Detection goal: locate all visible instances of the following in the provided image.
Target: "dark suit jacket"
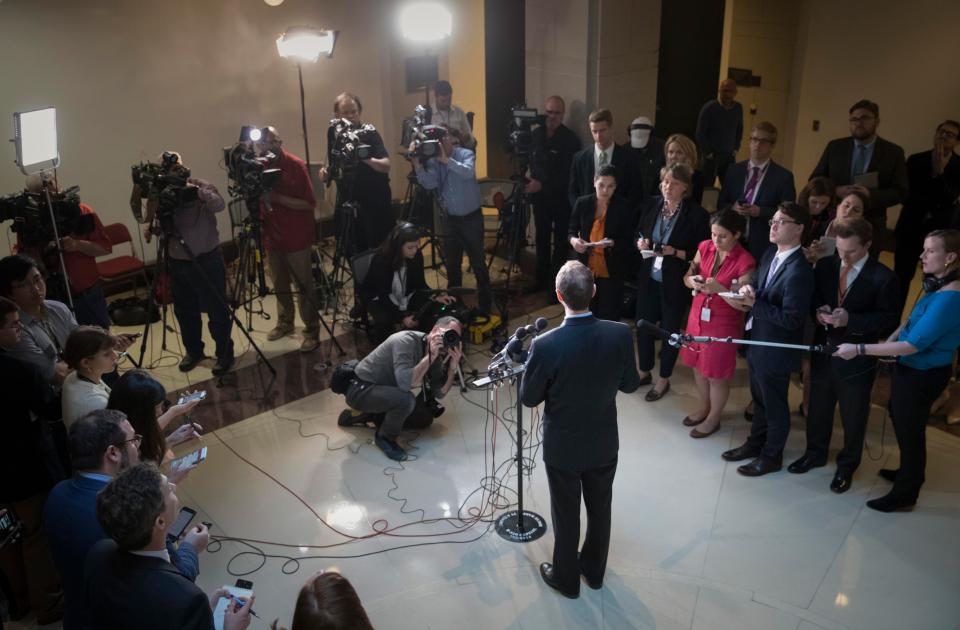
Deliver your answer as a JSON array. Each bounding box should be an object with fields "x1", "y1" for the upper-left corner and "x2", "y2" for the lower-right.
[
  {"x1": 809, "y1": 136, "x2": 908, "y2": 217},
  {"x1": 568, "y1": 143, "x2": 637, "y2": 208},
  {"x1": 568, "y1": 194, "x2": 639, "y2": 280},
  {"x1": 45, "y1": 475, "x2": 200, "y2": 629},
  {"x1": 634, "y1": 197, "x2": 711, "y2": 306},
  {"x1": 521, "y1": 315, "x2": 641, "y2": 471},
  {"x1": 748, "y1": 247, "x2": 815, "y2": 373},
  {"x1": 360, "y1": 251, "x2": 429, "y2": 307},
  {"x1": 718, "y1": 160, "x2": 797, "y2": 261},
  {"x1": 811, "y1": 255, "x2": 900, "y2": 348},
  {"x1": 85, "y1": 539, "x2": 211, "y2": 630},
  {"x1": 896, "y1": 150, "x2": 960, "y2": 238}
]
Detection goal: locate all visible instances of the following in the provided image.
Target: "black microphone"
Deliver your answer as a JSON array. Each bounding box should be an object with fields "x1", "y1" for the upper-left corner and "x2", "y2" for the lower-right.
[
  {"x1": 534, "y1": 317, "x2": 548, "y2": 332},
  {"x1": 636, "y1": 319, "x2": 671, "y2": 340},
  {"x1": 514, "y1": 326, "x2": 530, "y2": 341},
  {"x1": 505, "y1": 337, "x2": 525, "y2": 359}
]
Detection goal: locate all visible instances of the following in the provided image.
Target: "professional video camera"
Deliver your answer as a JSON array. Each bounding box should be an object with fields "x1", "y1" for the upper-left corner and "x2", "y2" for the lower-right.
[
  {"x1": 130, "y1": 152, "x2": 200, "y2": 224},
  {"x1": 223, "y1": 141, "x2": 282, "y2": 201},
  {"x1": 0, "y1": 185, "x2": 93, "y2": 248},
  {"x1": 401, "y1": 105, "x2": 444, "y2": 161},
  {"x1": 328, "y1": 118, "x2": 378, "y2": 181},
  {"x1": 507, "y1": 105, "x2": 545, "y2": 160}
]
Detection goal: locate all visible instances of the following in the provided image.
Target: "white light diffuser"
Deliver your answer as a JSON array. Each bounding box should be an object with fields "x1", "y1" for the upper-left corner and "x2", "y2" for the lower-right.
[
  {"x1": 399, "y1": 2, "x2": 452, "y2": 42},
  {"x1": 14, "y1": 107, "x2": 60, "y2": 175},
  {"x1": 276, "y1": 27, "x2": 337, "y2": 63}
]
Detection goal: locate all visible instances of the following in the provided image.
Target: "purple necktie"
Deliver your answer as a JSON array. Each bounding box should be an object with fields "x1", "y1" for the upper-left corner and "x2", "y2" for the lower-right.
[{"x1": 743, "y1": 166, "x2": 761, "y2": 204}]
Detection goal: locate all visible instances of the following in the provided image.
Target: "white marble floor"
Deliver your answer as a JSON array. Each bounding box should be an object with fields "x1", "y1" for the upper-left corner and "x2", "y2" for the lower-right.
[{"x1": 11, "y1": 303, "x2": 960, "y2": 630}]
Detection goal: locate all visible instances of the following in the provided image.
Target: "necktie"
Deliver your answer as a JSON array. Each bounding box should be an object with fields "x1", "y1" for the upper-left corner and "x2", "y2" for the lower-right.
[
  {"x1": 599, "y1": 150, "x2": 608, "y2": 167},
  {"x1": 764, "y1": 255, "x2": 780, "y2": 288},
  {"x1": 743, "y1": 166, "x2": 761, "y2": 203},
  {"x1": 852, "y1": 145, "x2": 868, "y2": 178},
  {"x1": 838, "y1": 264, "x2": 852, "y2": 303}
]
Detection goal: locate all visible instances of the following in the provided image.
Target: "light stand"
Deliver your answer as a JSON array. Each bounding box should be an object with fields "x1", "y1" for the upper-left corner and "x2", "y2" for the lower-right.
[{"x1": 475, "y1": 361, "x2": 548, "y2": 543}]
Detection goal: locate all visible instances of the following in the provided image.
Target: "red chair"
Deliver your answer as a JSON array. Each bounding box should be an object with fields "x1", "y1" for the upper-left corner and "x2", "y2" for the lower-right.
[{"x1": 97, "y1": 223, "x2": 148, "y2": 294}]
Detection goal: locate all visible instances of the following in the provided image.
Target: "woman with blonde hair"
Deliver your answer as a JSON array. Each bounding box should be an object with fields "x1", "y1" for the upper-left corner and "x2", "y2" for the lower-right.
[{"x1": 664, "y1": 133, "x2": 706, "y2": 204}]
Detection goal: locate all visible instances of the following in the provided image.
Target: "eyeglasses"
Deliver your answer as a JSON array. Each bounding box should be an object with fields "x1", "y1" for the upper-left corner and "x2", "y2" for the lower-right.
[
  {"x1": 749, "y1": 136, "x2": 773, "y2": 144},
  {"x1": 118, "y1": 434, "x2": 143, "y2": 446},
  {"x1": 769, "y1": 218, "x2": 799, "y2": 227},
  {"x1": 849, "y1": 116, "x2": 875, "y2": 124},
  {"x1": 936, "y1": 128, "x2": 959, "y2": 139}
]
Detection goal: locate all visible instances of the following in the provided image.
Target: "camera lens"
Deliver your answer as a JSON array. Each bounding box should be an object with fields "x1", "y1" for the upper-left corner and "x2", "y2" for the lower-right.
[{"x1": 442, "y1": 329, "x2": 460, "y2": 347}]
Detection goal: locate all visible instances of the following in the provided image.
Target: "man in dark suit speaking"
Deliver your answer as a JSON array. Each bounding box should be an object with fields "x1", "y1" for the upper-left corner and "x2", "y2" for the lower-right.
[{"x1": 521, "y1": 261, "x2": 641, "y2": 598}]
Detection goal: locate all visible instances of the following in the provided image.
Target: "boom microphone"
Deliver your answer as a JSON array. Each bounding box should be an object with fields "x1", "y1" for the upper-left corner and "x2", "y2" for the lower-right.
[{"x1": 636, "y1": 319, "x2": 672, "y2": 340}]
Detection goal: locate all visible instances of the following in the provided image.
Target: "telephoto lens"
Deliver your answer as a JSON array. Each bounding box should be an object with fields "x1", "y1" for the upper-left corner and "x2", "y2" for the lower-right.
[{"x1": 442, "y1": 329, "x2": 461, "y2": 348}]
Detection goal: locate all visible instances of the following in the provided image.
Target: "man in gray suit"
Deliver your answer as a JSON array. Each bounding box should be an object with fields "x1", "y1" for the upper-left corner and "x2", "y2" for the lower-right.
[{"x1": 521, "y1": 261, "x2": 641, "y2": 598}]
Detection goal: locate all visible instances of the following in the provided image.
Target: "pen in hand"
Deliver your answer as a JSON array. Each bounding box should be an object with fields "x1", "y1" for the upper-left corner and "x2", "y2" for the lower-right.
[{"x1": 225, "y1": 593, "x2": 260, "y2": 619}]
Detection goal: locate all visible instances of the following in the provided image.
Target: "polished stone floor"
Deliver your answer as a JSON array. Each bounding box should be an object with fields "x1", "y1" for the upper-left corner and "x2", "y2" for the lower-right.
[{"x1": 10, "y1": 252, "x2": 960, "y2": 630}]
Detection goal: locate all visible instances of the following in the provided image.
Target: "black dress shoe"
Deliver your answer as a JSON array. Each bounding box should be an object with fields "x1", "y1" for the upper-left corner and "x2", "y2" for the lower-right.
[
  {"x1": 743, "y1": 408, "x2": 753, "y2": 422},
  {"x1": 645, "y1": 381, "x2": 670, "y2": 402},
  {"x1": 539, "y1": 563, "x2": 579, "y2": 599},
  {"x1": 787, "y1": 454, "x2": 826, "y2": 474},
  {"x1": 179, "y1": 354, "x2": 204, "y2": 372},
  {"x1": 830, "y1": 471, "x2": 852, "y2": 494},
  {"x1": 637, "y1": 373, "x2": 652, "y2": 387},
  {"x1": 737, "y1": 456, "x2": 782, "y2": 477},
  {"x1": 878, "y1": 468, "x2": 899, "y2": 482},
  {"x1": 866, "y1": 493, "x2": 916, "y2": 513},
  {"x1": 577, "y1": 553, "x2": 602, "y2": 590},
  {"x1": 721, "y1": 443, "x2": 761, "y2": 462}
]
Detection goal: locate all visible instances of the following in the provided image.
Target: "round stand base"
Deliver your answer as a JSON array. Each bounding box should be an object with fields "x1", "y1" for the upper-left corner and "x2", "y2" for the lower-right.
[{"x1": 495, "y1": 510, "x2": 547, "y2": 543}]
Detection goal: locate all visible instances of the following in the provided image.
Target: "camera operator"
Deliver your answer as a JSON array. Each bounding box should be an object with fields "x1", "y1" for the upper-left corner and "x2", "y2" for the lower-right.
[
  {"x1": 136, "y1": 152, "x2": 234, "y2": 375},
  {"x1": 254, "y1": 127, "x2": 322, "y2": 353},
  {"x1": 527, "y1": 96, "x2": 582, "y2": 290},
  {"x1": 343, "y1": 316, "x2": 464, "y2": 461},
  {"x1": 15, "y1": 176, "x2": 113, "y2": 328},
  {"x1": 319, "y1": 93, "x2": 394, "y2": 252},
  {"x1": 432, "y1": 80, "x2": 476, "y2": 150},
  {"x1": 409, "y1": 126, "x2": 492, "y2": 315}
]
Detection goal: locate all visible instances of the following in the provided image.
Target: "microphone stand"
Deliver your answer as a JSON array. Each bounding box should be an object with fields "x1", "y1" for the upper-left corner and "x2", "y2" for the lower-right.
[
  {"x1": 474, "y1": 359, "x2": 547, "y2": 543},
  {"x1": 667, "y1": 332, "x2": 836, "y2": 354}
]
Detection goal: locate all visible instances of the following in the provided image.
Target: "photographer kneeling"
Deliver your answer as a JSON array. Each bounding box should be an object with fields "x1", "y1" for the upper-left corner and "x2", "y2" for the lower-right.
[
  {"x1": 338, "y1": 316, "x2": 464, "y2": 461},
  {"x1": 135, "y1": 152, "x2": 234, "y2": 376}
]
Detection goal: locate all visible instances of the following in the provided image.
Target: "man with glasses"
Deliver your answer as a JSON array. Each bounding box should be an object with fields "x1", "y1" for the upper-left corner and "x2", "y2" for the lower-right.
[
  {"x1": 893, "y1": 120, "x2": 960, "y2": 309},
  {"x1": 43, "y1": 410, "x2": 204, "y2": 628},
  {"x1": 720, "y1": 202, "x2": 814, "y2": 477},
  {"x1": 810, "y1": 99, "x2": 907, "y2": 253},
  {"x1": 528, "y1": 95, "x2": 582, "y2": 290},
  {"x1": 718, "y1": 121, "x2": 796, "y2": 261},
  {"x1": 0, "y1": 296, "x2": 65, "y2": 625}
]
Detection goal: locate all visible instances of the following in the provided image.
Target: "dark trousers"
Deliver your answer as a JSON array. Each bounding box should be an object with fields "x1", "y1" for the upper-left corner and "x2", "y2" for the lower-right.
[
  {"x1": 701, "y1": 152, "x2": 735, "y2": 188},
  {"x1": 545, "y1": 458, "x2": 617, "y2": 593},
  {"x1": 805, "y1": 354, "x2": 878, "y2": 472},
  {"x1": 533, "y1": 199, "x2": 571, "y2": 286},
  {"x1": 636, "y1": 280, "x2": 685, "y2": 377},
  {"x1": 168, "y1": 249, "x2": 234, "y2": 361},
  {"x1": 592, "y1": 278, "x2": 624, "y2": 321},
  {"x1": 887, "y1": 362, "x2": 952, "y2": 501},
  {"x1": 0, "y1": 492, "x2": 62, "y2": 617},
  {"x1": 73, "y1": 282, "x2": 111, "y2": 328},
  {"x1": 441, "y1": 210, "x2": 491, "y2": 312},
  {"x1": 344, "y1": 381, "x2": 434, "y2": 439},
  {"x1": 745, "y1": 360, "x2": 792, "y2": 460}
]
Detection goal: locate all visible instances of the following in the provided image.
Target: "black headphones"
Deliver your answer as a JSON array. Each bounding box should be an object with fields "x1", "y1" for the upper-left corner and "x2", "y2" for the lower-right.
[{"x1": 922, "y1": 268, "x2": 960, "y2": 293}]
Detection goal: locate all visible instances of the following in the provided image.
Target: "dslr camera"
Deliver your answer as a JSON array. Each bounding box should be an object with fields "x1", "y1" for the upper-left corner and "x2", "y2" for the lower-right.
[
  {"x1": 131, "y1": 152, "x2": 200, "y2": 225},
  {"x1": 328, "y1": 118, "x2": 378, "y2": 180}
]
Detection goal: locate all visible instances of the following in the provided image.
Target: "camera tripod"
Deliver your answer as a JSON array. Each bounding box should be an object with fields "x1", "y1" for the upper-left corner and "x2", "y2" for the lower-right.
[
  {"x1": 485, "y1": 179, "x2": 531, "y2": 334},
  {"x1": 401, "y1": 167, "x2": 448, "y2": 274}
]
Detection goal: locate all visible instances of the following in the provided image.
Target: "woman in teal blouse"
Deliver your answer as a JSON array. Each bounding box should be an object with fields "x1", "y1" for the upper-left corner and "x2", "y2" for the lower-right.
[{"x1": 835, "y1": 229, "x2": 960, "y2": 512}]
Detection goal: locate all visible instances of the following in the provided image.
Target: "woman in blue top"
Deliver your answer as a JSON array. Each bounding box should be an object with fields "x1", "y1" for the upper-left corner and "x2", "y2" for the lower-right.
[{"x1": 835, "y1": 229, "x2": 960, "y2": 512}]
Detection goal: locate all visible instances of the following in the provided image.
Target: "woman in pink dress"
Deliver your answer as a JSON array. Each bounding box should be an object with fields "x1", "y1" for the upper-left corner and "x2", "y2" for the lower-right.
[{"x1": 680, "y1": 210, "x2": 756, "y2": 438}]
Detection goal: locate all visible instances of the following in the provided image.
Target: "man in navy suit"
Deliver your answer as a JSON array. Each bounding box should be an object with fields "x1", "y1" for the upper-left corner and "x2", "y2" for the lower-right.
[
  {"x1": 84, "y1": 463, "x2": 253, "y2": 630},
  {"x1": 721, "y1": 202, "x2": 814, "y2": 476},
  {"x1": 521, "y1": 261, "x2": 642, "y2": 598},
  {"x1": 43, "y1": 410, "x2": 202, "y2": 629},
  {"x1": 718, "y1": 122, "x2": 797, "y2": 262},
  {"x1": 568, "y1": 109, "x2": 637, "y2": 207},
  {"x1": 788, "y1": 219, "x2": 899, "y2": 493},
  {"x1": 809, "y1": 99, "x2": 907, "y2": 252}
]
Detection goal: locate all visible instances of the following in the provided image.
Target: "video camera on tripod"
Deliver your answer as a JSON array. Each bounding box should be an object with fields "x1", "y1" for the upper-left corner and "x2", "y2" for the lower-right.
[
  {"x1": 223, "y1": 127, "x2": 282, "y2": 202},
  {"x1": 327, "y1": 118, "x2": 378, "y2": 181},
  {"x1": 507, "y1": 105, "x2": 545, "y2": 171},
  {"x1": 130, "y1": 152, "x2": 199, "y2": 227},
  {"x1": 0, "y1": 185, "x2": 92, "y2": 249},
  {"x1": 401, "y1": 105, "x2": 444, "y2": 161}
]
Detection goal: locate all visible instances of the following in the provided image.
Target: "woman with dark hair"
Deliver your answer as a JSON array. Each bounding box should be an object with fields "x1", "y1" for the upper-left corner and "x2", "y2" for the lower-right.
[
  {"x1": 799, "y1": 176, "x2": 836, "y2": 252},
  {"x1": 807, "y1": 190, "x2": 869, "y2": 264},
  {"x1": 679, "y1": 210, "x2": 756, "y2": 437},
  {"x1": 568, "y1": 164, "x2": 637, "y2": 320},
  {"x1": 61, "y1": 326, "x2": 117, "y2": 427},
  {"x1": 635, "y1": 163, "x2": 711, "y2": 401},
  {"x1": 360, "y1": 223, "x2": 455, "y2": 344},
  {"x1": 107, "y1": 370, "x2": 201, "y2": 475},
  {"x1": 835, "y1": 229, "x2": 960, "y2": 512},
  {"x1": 271, "y1": 570, "x2": 373, "y2": 630}
]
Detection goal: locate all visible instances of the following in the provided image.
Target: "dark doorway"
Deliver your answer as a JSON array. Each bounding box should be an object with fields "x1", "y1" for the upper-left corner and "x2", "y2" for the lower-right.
[
  {"x1": 484, "y1": 0, "x2": 525, "y2": 178},
  {"x1": 655, "y1": 1, "x2": 726, "y2": 141}
]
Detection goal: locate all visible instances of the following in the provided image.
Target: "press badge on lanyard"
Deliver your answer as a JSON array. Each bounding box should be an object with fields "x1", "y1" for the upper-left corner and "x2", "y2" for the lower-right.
[
  {"x1": 653, "y1": 255, "x2": 664, "y2": 271},
  {"x1": 701, "y1": 306, "x2": 712, "y2": 322}
]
